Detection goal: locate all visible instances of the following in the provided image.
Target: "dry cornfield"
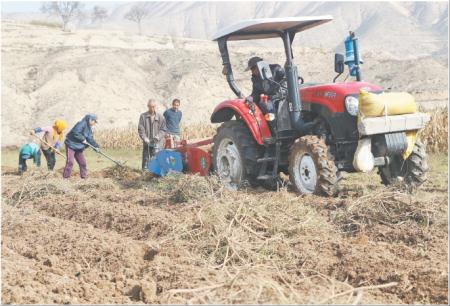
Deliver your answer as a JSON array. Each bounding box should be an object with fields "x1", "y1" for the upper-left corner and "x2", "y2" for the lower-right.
[
  {"x1": 95, "y1": 123, "x2": 218, "y2": 149},
  {"x1": 95, "y1": 108, "x2": 448, "y2": 152},
  {"x1": 419, "y1": 107, "x2": 448, "y2": 153}
]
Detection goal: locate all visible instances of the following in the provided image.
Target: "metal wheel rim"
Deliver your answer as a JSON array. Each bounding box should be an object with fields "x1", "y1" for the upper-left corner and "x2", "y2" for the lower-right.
[
  {"x1": 216, "y1": 137, "x2": 242, "y2": 189},
  {"x1": 297, "y1": 154, "x2": 317, "y2": 193}
]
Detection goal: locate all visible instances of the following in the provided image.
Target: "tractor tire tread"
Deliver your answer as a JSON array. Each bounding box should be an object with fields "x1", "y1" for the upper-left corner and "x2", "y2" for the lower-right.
[
  {"x1": 212, "y1": 120, "x2": 262, "y2": 187},
  {"x1": 379, "y1": 140, "x2": 428, "y2": 189},
  {"x1": 288, "y1": 135, "x2": 340, "y2": 196}
]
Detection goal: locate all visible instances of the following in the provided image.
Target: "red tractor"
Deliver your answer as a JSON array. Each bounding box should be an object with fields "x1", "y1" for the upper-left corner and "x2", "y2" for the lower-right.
[{"x1": 209, "y1": 16, "x2": 430, "y2": 195}]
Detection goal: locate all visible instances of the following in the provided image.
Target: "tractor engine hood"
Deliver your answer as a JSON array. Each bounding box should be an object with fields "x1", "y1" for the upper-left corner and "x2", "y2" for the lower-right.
[{"x1": 299, "y1": 82, "x2": 383, "y2": 113}]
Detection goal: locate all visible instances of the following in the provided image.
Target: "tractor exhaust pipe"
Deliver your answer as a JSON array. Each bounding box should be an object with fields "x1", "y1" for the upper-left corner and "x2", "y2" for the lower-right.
[
  {"x1": 351, "y1": 32, "x2": 362, "y2": 81},
  {"x1": 217, "y1": 38, "x2": 242, "y2": 98},
  {"x1": 282, "y1": 31, "x2": 314, "y2": 135}
]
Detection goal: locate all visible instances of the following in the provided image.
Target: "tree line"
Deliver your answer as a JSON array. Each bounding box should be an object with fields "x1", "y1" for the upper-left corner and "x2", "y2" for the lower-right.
[{"x1": 41, "y1": 1, "x2": 150, "y2": 35}]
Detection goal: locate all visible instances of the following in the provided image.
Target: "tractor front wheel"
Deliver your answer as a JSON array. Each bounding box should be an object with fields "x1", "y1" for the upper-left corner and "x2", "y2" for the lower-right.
[
  {"x1": 288, "y1": 135, "x2": 340, "y2": 196},
  {"x1": 378, "y1": 140, "x2": 428, "y2": 190},
  {"x1": 212, "y1": 120, "x2": 260, "y2": 190}
]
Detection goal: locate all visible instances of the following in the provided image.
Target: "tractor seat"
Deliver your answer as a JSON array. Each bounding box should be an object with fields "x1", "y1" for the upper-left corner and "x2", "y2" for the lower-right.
[{"x1": 269, "y1": 64, "x2": 285, "y2": 82}]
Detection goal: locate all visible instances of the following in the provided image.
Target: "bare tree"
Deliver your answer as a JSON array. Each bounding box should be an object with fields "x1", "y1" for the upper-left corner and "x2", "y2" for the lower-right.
[
  {"x1": 41, "y1": 2, "x2": 84, "y2": 31},
  {"x1": 124, "y1": 3, "x2": 149, "y2": 35},
  {"x1": 91, "y1": 6, "x2": 108, "y2": 25}
]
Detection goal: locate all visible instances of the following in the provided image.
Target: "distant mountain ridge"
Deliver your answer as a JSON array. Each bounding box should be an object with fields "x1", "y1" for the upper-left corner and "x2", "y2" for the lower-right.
[{"x1": 2, "y1": 1, "x2": 448, "y2": 58}]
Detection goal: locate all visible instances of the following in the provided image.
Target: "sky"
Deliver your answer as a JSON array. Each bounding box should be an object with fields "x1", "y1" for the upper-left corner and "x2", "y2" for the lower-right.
[{"x1": 1, "y1": 1, "x2": 125, "y2": 13}]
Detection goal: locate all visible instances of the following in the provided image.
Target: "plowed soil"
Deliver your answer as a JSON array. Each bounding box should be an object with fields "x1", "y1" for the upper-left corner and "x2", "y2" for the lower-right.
[{"x1": 1, "y1": 156, "x2": 448, "y2": 304}]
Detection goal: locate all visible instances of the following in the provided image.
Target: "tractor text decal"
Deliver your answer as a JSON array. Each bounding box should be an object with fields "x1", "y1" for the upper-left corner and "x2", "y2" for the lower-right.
[
  {"x1": 314, "y1": 91, "x2": 337, "y2": 99},
  {"x1": 324, "y1": 91, "x2": 337, "y2": 99}
]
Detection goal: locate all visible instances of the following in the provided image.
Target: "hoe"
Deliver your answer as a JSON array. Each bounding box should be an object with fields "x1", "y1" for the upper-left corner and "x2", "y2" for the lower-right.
[{"x1": 152, "y1": 16, "x2": 430, "y2": 196}]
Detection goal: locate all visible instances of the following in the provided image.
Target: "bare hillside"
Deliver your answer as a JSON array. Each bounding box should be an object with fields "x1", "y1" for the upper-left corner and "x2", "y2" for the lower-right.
[
  {"x1": 1, "y1": 20, "x2": 448, "y2": 146},
  {"x1": 4, "y1": 1, "x2": 447, "y2": 58}
]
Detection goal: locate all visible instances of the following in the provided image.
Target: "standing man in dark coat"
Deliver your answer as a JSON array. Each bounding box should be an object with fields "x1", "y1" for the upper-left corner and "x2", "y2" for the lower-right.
[{"x1": 138, "y1": 99, "x2": 167, "y2": 170}]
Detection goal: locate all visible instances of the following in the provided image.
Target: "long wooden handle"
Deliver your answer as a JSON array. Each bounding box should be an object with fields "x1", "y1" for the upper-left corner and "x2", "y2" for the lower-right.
[
  {"x1": 85, "y1": 142, "x2": 125, "y2": 167},
  {"x1": 31, "y1": 133, "x2": 67, "y2": 159}
]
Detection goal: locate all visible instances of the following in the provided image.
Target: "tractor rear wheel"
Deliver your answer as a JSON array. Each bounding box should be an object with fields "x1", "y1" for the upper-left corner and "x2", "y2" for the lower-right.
[
  {"x1": 212, "y1": 120, "x2": 261, "y2": 189},
  {"x1": 288, "y1": 135, "x2": 340, "y2": 196},
  {"x1": 378, "y1": 140, "x2": 428, "y2": 189}
]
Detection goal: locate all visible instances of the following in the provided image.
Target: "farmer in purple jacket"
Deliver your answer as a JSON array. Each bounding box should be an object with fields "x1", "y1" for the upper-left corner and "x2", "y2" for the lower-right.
[{"x1": 63, "y1": 114, "x2": 100, "y2": 179}]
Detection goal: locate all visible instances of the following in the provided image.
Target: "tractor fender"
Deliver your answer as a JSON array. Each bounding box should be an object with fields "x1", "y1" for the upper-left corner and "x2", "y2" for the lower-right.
[{"x1": 210, "y1": 99, "x2": 271, "y2": 145}]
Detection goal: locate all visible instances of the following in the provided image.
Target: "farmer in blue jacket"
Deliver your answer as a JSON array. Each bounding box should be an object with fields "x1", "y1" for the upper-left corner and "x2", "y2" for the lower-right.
[
  {"x1": 163, "y1": 98, "x2": 182, "y2": 147},
  {"x1": 18, "y1": 142, "x2": 41, "y2": 174},
  {"x1": 63, "y1": 114, "x2": 100, "y2": 179}
]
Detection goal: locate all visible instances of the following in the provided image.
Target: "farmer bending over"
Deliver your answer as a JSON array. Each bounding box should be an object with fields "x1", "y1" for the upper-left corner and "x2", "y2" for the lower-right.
[
  {"x1": 18, "y1": 142, "x2": 41, "y2": 175},
  {"x1": 63, "y1": 114, "x2": 100, "y2": 179},
  {"x1": 163, "y1": 98, "x2": 182, "y2": 148},
  {"x1": 138, "y1": 99, "x2": 167, "y2": 170},
  {"x1": 30, "y1": 119, "x2": 67, "y2": 171}
]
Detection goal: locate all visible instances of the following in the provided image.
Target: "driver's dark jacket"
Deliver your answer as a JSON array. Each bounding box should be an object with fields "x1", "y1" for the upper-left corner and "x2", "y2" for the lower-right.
[{"x1": 250, "y1": 75, "x2": 277, "y2": 114}]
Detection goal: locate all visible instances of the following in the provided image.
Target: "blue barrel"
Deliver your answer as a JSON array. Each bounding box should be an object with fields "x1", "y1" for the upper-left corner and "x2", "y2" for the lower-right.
[
  {"x1": 344, "y1": 35, "x2": 363, "y2": 76},
  {"x1": 147, "y1": 150, "x2": 183, "y2": 176},
  {"x1": 344, "y1": 35, "x2": 354, "y2": 64}
]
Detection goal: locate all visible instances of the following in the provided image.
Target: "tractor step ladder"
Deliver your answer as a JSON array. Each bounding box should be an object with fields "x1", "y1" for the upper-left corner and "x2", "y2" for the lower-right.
[
  {"x1": 257, "y1": 157, "x2": 276, "y2": 163},
  {"x1": 256, "y1": 138, "x2": 281, "y2": 181},
  {"x1": 257, "y1": 150, "x2": 271, "y2": 180}
]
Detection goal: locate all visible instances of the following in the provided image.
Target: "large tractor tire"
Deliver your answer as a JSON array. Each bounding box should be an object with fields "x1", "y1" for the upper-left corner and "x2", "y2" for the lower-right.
[
  {"x1": 212, "y1": 120, "x2": 261, "y2": 189},
  {"x1": 378, "y1": 140, "x2": 428, "y2": 189},
  {"x1": 288, "y1": 135, "x2": 340, "y2": 196}
]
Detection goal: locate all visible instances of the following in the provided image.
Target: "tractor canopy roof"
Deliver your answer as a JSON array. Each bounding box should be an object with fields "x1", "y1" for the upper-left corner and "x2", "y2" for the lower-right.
[{"x1": 212, "y1": 16, "x2": 333, "y2": 41}]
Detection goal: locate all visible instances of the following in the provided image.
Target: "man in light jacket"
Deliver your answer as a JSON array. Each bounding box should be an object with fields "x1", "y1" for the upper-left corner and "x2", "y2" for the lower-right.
[{"x1": 138, "y1": 99, "x2": 167, "y2": 170}]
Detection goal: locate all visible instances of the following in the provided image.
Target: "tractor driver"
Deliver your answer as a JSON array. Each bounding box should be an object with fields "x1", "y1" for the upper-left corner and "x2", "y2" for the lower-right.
[{"x1": 245, "y1": 56, "x2": 277, "y2": 115}]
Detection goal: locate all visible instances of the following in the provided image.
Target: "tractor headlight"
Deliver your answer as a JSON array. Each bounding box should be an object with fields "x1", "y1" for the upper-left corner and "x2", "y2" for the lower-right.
[
  {"x1": 265, "y1": 113, "x2": 275, "y2": 121},
  {"x1": 345, "y1": 96, "x2": 359, "y2": 116}
]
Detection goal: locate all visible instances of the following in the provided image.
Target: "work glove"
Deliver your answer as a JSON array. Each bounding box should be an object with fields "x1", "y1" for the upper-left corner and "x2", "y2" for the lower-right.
[
  {"x1": 144, "y1": 137, "x2": 150, "y2": 144},
  {"x1": 82, "y1": 139, "x2": 88, "y2": 145}
]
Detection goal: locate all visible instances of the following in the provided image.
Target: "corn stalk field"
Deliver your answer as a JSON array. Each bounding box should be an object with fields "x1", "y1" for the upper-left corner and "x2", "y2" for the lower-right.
[
  {"x1": 419, "y1": 107, "x2": 448, "y2": 153},
  {"x1": 95, "y1": 109, "x2": 448, "y2": 152},
  {"x1": 95, "y1": 123, "x2": 218, "y2": 149}
]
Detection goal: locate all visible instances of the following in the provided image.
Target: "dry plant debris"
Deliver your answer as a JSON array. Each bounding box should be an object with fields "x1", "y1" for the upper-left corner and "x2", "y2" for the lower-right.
[{"x1": 1, "y1": 162, "x2": 447, "y2": 304}]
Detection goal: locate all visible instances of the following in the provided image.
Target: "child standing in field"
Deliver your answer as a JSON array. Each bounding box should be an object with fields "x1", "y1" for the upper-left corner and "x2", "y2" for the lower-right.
[
  {"x1": 30, "y1": 119, "x2": 67, "y2": 171},
  {"x1": 18, "y1": 142, "x2": 41, "y2": 174},
  {"x1": 63, "y1": 114, "x2": 100, "y2": 179}
]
